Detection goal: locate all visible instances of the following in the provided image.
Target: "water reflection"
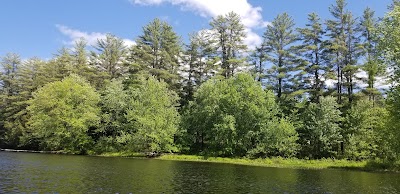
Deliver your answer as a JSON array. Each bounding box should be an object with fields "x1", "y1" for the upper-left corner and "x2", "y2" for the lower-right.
[{"x1": 0, "y1": 151, "x2": 399, "y2": 193}]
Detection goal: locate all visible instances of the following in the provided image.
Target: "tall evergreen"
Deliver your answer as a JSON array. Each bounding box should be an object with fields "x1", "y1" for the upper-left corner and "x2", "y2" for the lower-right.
[
  {"x1": 132, "y1": 18, "x2": 182, "y2": 91},
  {"x1": 92, "y1": 34, "x2": 128, "y2": 79},
  {"x1": 326, "y1": 0, "x2": 348, "y2": 104},
  {"x1": 263, "y1": 13, "x2": 298, "y2": 100},
  {"x1": 249, "y1": 45, "x2": 267, "y2": 82},
  {"x1": 210, "y1": 12, "x2": 247, "y2": 78},
  {"x1": 359, "y1": 7, "x2": 384, "y2": 102},
  {"x1": 326, "y1": 0, "x2": 360, "y2": 105},
  {"x1": 297, "y1": 13, "x2": 327, "y2": 103},
  {"x1": 181, "y1": 31, "x2": 218, "y2": 105},
  {"x1": 0, "y1": 53, "x2": 21, "y2": 147}
]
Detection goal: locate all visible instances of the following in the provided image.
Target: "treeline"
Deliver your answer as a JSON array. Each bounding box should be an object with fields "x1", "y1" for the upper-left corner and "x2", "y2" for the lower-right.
[{"x1": 1, "y1": 0, "x2": 400, "y2": 160}]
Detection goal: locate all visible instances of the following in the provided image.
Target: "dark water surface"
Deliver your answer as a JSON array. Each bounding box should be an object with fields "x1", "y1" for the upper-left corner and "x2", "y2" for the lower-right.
[{"x1": 0, "y1": 151, "x2": 399, "y2": 193}]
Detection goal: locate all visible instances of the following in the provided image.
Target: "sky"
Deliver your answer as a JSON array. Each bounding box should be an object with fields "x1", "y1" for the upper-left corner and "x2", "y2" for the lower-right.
[{"x1": 0, "y1": 0, "x2": 394, "y2": 60}]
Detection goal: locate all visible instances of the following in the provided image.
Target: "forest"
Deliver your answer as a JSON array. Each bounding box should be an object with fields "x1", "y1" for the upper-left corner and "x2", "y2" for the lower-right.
[{"x1": 1, "y1": 0, "x2": 400, "y2": 162}]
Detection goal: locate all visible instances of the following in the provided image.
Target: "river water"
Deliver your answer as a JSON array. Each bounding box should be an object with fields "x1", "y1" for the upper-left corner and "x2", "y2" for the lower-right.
[{"x1": 0, "y1": 151, "x2": 399, "y2": 193}]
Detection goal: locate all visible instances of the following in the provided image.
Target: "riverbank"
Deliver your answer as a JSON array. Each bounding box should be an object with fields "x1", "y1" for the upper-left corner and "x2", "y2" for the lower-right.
[
  {"x1": 98, "y1": 151, "x2": 400, "y2": 172},
  {"x1": 2, "y1": 149, "x2": 398, "y2": 172}
]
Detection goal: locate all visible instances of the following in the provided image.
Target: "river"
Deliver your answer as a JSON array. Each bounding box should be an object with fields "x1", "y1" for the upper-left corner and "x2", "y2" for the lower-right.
[{"x1": 0, "y1": 151, "x2": 399, "y2": 193}]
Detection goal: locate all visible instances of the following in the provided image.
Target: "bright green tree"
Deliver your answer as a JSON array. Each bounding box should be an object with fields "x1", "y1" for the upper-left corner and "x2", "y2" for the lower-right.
[
  {"x1": 26, "y1": 75, "x2": 100, "y2": 153},
  {"x1": 182, "y1": 73, "x2": 298, "y2": 157},
  {"x1": 125, "y1": 76, "x2": 180, "y2": 153},
  {"x1": 299, "y1": 97, "x2": 343, "y2": 158},
  {"x1": 343, "y1": 100, "x2": 388, "y2": 160},
  {"x1": 379, "y1": 4, "x2": 400, "y2": 83}
]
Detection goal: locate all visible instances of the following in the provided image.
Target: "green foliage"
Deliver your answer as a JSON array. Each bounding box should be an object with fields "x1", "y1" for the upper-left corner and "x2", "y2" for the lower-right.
[
  {"x1": 299, "y1": 97, "x2": 342, "y2": 159},
  {"x1": 379, "y1": 5, "x2": 400, "y2": 83},
  {"x1": 182, "y1": 73, "x2": 299, "y2": 157},
  {"x1": 92, "y1": 34, "x2": 128, "y2": 79},
  {"x1": 131, "y1": 18, "x2": 182, "y2": 91},
  {"x1": 343, "y1": 100, "x2": 389, "y2": 160},
  {"x1": 0, "y1": 4, "x2": 399, "y2": 167},
  {"x1": 263, "y1": 13, "x2": 299, "y2": 100},
  {"x1": 125, "y1": 76, "x2": 180, "y2": 153},
  {"x1": 93, "y1": 79, "x2": 129, "y2": 153},
  {"x1": 26, "y1": 75, "x2": 100, "y2": 154},
  {"x1": 297, "y1": 13, "x2": 328, "y2": 103},
  {"x1": 386, "y1": 86, "x2": 400, "y2": 158},
  {"x1": 210, "y1": 12, "x2": 247, "y2": 78}
]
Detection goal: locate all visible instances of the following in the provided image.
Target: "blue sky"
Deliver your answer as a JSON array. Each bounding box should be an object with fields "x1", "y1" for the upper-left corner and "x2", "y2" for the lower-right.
[{"x1": 0, "y1": 0, "x2": 393, "y2": 59}]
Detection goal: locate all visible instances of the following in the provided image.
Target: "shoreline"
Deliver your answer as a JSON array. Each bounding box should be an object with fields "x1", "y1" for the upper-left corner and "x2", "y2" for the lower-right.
[
  {"x1": 98, "y1": 152, "x2": 400, "y2": 173},
  {"x1": 0, "y1": 148, "x2": 66, "y2": 154},
  {"x1": 2, "y1": 149, "x2": 398, "y2": 173}
]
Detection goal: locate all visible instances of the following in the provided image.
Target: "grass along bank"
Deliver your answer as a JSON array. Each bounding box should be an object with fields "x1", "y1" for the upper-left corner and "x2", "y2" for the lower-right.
[{"x1": 97, "y1": 152, "x2": 400, "y2": 172}]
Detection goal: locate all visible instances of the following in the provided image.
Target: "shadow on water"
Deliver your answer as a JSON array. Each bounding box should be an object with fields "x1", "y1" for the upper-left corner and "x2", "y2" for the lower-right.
[{"x1": 327, "y1": 160, "x2": 400, "y2": 173}]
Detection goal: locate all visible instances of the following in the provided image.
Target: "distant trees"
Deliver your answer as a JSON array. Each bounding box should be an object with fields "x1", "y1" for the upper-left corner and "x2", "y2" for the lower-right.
[
  {"x1": 92, "y1": 34, "x2": 128, "y2": 79},
  {"x1": 2, "y1": 1, "x2": 400, "y2": 162}
]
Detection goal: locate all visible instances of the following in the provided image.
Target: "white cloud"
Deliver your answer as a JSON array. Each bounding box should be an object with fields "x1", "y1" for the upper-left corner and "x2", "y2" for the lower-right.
[
  {"x1": 56, "y1": 25, "x2": 135, "y2": 47},
  {"x1": 130, "y1": 0, "x2": 268, "y2": 49}
]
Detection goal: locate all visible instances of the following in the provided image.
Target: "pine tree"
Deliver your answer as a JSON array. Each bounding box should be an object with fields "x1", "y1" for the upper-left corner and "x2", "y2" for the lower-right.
[
  {"x1": 326, "y1": 0, "x2": 348, "y2": 104},
  {"x1": 359, "y1": 7, "x2": 385, "y2": 102},
  {"x1": 297, "y1": 13, "x2": 328, "y2": 103},
  {"x1": 92, "y1": 34, "x2": 128, "y2": 79},
  {"x1": 249, "y1": 45, "x2": 267, "y2": 82},
  {"x1": 0, "y1": 53, "x2": 21, "y2": 147},
  {"x1": 181, "y1": 31, "x2": 219, "y2": 105},
  {"x1": 131, "y1": 18, "x2": 182, "y2": 92},
  {"x1": 73, "y1": 39, "x2": 108, "y2": 89},
  {"x1": 326, "y1": 0, "x2": 360, "y2": 105},
  {"x1": 263, "y1": 13, "x2": 298, "y2": 100},
  {"x1": 210, "y1": 12, "x2": 247, "y2": 78}
]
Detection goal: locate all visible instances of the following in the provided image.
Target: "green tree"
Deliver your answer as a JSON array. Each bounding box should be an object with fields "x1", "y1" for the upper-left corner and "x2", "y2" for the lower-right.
[
  {"x1": 343, "y1": 100, "x2": 388, "y2": 160},
  {"x1": 131, "y1": 18, "x2": 182, "y2": 91},
  {"x1": 249, "y1": 45, "x2": 267, "y2": 82},
  {"x1": 359, "y1": 8, "x2": 385, "y2": 102},
  {"x1": 386, "y1": 86, "x2": 400, "y2": 158},
  {"x1": 297, "y1": 13, "x2": 328, "y2": 103},
  {"x1": 95, "y1": 79, "x2": 129, "y2": 152},
  {"x1": 181, "y1": 31, "x2": 219, "y2": 105},
  {"x1": 263, "y1": 13, "x2": 299, "y2": 100},
  {"x1": 380, "y1": 4, "x2": 400, "y2": 159},
  {"x1": 299, "y1": 97, "x2": 342, "y2": 158},
  {"x1": 26, "y1": 75, "x2": 100, "y2": 153},
  {"x1": 0, "y1": 53, "x2": 21, "y2": 147},
  {"x1": 72, "y1": 39, "x2": 108, "y2": 89},
  {"x1": 210, "y1": 12, "x2": 247, "y2": 78},
  {"x1": 379, "y1": 4, "x2": 400, "y2": 83},
  {"x1": 125, "y1": 76, "x2": 180, "y2": 153},
  {"x1": 182, "y1": 73, "x2": 298, "y2": 157},
  {"x1": 92, "y1": 34, "x2": 128, "y2": 79},
  {"x1": 326, "y1": 0, "x2": 360, "y2": 105}
]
